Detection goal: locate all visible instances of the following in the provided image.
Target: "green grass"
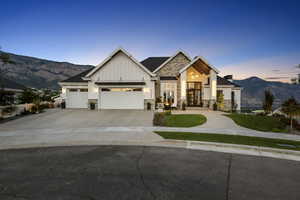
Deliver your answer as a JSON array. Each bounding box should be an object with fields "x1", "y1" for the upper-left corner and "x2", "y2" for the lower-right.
[
  {"x1": 155, "y1": 131, "x2": 300, "y2": 151},
  {"x1": 164, "y1": 114, "x2": 207, "y2": 127},
  {"x1": 225, "y1": 113, "x2": 288, "y2": 133}
]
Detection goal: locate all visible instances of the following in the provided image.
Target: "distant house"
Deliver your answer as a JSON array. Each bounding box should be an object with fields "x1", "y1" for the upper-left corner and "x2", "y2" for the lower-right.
[
  {"x1": 0, "y1": 78, "x2": 26, "y2": 105},
  {"x1": 59, "y1": 48, "x2": 242, "y2": 110}
]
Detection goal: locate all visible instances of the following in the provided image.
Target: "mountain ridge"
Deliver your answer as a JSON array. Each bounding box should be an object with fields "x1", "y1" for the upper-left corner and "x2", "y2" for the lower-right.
[{"x1": 0, "y1": 51, "x2": 94, "y2": 89}]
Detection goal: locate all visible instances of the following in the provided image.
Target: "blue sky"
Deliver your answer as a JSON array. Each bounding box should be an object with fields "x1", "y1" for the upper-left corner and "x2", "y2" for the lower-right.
[{"x1": 1, "y1": 0, "x2": 299, "y2": 82}]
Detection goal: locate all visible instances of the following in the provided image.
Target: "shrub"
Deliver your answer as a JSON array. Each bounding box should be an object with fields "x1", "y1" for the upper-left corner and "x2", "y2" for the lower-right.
[
  {"x1": 30, "y1": 105, "x2": 38, "y2": 113},
  {"x1": 182, "y1": 102, "x2": 186, "y2": 111},
  {"x1": 153, "y1": 112, "x2": 166, "y2": 126},
  {"x1": 213, "y1": 103, "x2": 218, "y2": 111},
  {"x1": 165, "y1": 110, "x2": 171, "y2": 115}
]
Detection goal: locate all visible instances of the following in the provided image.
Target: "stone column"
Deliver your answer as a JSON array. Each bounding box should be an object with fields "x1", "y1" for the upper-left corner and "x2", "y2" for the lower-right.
[{"x1": 209, "y1": 70, "x2": 217, "y2": 109}]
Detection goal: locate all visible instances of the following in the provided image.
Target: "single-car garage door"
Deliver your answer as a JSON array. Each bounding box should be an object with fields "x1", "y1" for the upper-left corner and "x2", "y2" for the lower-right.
[
  {"x1": 100, "y1": 88, "x2": 144, "y2": 109},
  {"x1": 66, "y1": 88, "x2": 88, "y2": 108}
]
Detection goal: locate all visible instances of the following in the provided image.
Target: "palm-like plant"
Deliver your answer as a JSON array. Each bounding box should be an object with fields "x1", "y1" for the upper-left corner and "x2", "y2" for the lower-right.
[
  {"x1": 281, "y1": 97, "x2": 300, "y2": 132},
  {"x1": 263, "y1": 90, "x2": 274, "y2": 114}
]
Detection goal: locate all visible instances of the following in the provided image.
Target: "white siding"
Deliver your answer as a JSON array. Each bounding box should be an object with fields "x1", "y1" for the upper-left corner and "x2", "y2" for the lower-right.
[
  {"x1": 90, "y1": 51, "x2": 154, "y2": 101},
  {"x1": 91, "y1": 52, "x2": 150, "y2": 82},
  {"x1": 88, "y1": 82, "x2": 98, "y2": 99}
]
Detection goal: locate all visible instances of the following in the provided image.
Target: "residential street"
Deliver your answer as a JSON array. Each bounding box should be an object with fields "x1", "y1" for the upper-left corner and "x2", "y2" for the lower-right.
[{"x1": 0, "y1": 146, "x2": 299, "y2": 200}]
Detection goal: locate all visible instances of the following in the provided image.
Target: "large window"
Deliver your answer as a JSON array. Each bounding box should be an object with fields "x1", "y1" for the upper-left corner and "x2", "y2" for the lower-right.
[{"x1": 160, "y1": 82, "x2": 177, "y2": 106}]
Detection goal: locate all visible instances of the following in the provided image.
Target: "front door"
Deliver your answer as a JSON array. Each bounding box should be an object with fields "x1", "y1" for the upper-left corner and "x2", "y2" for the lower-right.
[{"x1": 186, "y1": 82, "x2": 202, "y2": 106}]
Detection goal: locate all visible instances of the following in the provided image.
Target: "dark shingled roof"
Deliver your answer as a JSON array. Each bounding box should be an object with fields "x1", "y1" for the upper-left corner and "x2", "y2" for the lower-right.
[
  {"x1": 61, "y1": 67, "x2": 94, "y2": 82},
  {"x1": 217, "y1": 76, "x2": 240, "y2": 87},
  {"x1": 95, "y1": 82, "x2": 145, "y2": 85},
  {"x1": 160, "y1": 76, "x2": 178, "y2": 80},
  {"x1": 141, "y1": 57, "x2": 169, "y2": 72},
  {"x1": 1, "y1": 78, "x2": 26, "y2": 90}
]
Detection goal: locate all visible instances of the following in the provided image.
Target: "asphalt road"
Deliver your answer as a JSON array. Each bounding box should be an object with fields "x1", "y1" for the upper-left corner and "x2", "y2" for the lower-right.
[{"x1": 0, "y1": 146, "x2": 299, "y2": 200}]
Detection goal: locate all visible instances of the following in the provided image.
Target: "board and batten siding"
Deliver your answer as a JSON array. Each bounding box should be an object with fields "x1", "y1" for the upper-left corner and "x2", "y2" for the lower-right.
[{"x1": 90, "y1": 51, "x2": 154, "y2": 99}]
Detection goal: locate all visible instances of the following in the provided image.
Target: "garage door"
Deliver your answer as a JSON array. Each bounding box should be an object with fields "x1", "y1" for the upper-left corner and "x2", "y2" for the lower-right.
[
  {"x1": 66, "y1": 89, "x2": 88, "y2": 108},
  {"x1": 100, "y1": 88, "x2": 144, "y2": 109}
]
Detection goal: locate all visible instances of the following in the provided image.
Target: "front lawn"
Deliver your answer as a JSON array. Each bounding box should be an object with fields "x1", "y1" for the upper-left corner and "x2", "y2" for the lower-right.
[
  {"x1": 155, "y1": 131, "x2": 300, "y2": 151},
  {"x1": 164, "y1": 114, "x2": 207, "y2": 127},
  {"x1": 225, "y1": 113, "x2": 288, "y2": 133},
  {"x1": 153, "y1": 113, "x2": 207, "y2": 127}
]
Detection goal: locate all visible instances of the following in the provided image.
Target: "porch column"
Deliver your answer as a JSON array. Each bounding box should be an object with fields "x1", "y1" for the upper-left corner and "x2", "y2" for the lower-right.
[
  {"x1": 209, "y1": 70, "x2": 217, "y2": 108},
  {"x1": 180, "y1": 70, "x2": 187, "y2": 106}
]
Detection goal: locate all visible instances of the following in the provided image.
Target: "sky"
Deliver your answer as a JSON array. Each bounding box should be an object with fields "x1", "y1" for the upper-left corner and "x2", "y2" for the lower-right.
[{"x1": 0, "y1": 0, "x2": 299, "y2": 82}]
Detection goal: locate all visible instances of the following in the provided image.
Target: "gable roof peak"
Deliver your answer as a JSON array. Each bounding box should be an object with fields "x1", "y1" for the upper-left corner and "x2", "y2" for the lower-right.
[
  {"x1": 85, "y1": 48, "x2": 155, "y2": 77},
  {"x1": 152, "y1": 50, "x2": 191, "y2": 73}
]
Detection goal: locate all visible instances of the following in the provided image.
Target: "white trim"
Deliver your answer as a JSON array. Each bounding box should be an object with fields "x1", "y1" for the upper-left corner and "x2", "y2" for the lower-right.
[
  {"x1": 85, "y1": 48, "x2": 155, "y2": 77},
  {"x1": 152, "y1": 50, "x2": 191, "y2": 73},
  {"x1": 179, "y1": 56, "x2": 220, "y2": 74},
  {"x1": 59, "y1": 82, "x2": 88, "y2": 86}
]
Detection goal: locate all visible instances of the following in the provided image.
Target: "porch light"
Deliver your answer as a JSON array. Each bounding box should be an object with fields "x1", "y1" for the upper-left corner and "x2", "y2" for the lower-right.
[{"x1": 62, "y1": 88, "x2": 66, "y2": 94}]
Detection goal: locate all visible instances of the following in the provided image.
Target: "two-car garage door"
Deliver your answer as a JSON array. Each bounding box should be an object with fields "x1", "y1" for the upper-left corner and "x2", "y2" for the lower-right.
[
  {"x1": 100, "y1": 88, "x2": 144, "y2": 109},
  {"x1": 66, "y1": 88, "x2": 144, "y2": 109}
]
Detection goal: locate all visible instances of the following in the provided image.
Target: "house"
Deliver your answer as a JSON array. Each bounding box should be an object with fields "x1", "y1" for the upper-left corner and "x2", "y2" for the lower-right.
[{"x1": 59, "y1": 48, "x2": 241, "y2": 110}]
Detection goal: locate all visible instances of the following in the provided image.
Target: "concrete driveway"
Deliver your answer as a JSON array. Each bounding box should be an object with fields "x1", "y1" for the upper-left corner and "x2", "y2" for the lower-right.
[
  {"x1": 0, "y1": 146, "x2": 299, "y2": 200},
  {"x1": 0, "y1": 108, "x2": 153, "y2": 131}
]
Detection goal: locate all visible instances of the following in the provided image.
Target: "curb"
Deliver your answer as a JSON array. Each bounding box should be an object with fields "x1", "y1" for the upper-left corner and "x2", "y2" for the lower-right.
[{"x1": 0, "y1": 140, "x2": 299, "y2": 162}]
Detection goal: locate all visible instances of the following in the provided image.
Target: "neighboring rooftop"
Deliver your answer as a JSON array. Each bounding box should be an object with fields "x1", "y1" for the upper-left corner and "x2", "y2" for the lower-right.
[
  {"x1": 217, "y1": 76, "x2": 241, "y2": 87},
  {"x1": 61, "y1": 68, "x2": 94, "y2": 82},
  {"x1": 140, "y1": 57, "x2": 169, "y2": 72}
]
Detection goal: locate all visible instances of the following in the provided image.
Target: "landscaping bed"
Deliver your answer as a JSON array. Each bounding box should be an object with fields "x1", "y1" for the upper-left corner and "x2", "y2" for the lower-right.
[
  {"x1": 153, "y1": 112, "x2": 207, "y2": 127},
  {"x1": 225, "y1": 113, "x2": 288, "y2": 132},
  {"x1": 155, "y1": 131, "x2": 300, "y2": 151}
]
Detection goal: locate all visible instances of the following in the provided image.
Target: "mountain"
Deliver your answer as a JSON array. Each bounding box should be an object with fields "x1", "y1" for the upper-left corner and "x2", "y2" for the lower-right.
[
  {"x1": 234, "y1": 77, "x2": 300, "y2": 109},
  {"x1": 0, "y1": 51, "x2": 93, "y2": 89}
]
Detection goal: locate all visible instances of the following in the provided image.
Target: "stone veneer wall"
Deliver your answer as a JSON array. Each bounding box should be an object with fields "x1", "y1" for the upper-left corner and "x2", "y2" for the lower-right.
[
  {"x1": 157, "y1": 53, "x2": 190, "y2": 77},
  {"x1": 223, "y1": 100, "x2": 232, "y2": 111},
  {"x1": 156, "y1": 53, "x2": 190, "y2": 109}
]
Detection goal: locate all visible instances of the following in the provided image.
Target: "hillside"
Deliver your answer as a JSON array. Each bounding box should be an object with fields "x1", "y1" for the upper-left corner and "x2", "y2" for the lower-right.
[
  {"x1": 0, "y1": 51, "x2": 93, "y2": 89},
  {"x1": 234, "y1": 77, "x2": 300, "y2": 109}
]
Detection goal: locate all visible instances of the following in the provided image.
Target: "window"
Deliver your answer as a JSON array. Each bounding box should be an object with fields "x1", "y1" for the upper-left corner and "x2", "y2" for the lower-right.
[
  {"x1": 80, "y1": 89, "x2": 88, "y2": 92},
  {"x1": 161, "y1": 82, "x2": 177, "y2": 105},
  {"x1": 101, "y1": 88, "x2": 142, "y2": 92},
  {"x1": 69, "y1": 89, "x2": 78, "y2": 92}
]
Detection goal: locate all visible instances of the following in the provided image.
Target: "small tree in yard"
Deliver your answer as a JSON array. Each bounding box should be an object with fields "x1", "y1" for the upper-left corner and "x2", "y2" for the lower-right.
[
  {"x1": 217, "y1": 92, "x2": 224, "y2": 111},
  {"x1": 263, "y1": 90, "x2": 274, "y2": 114},
  {"x1": 281, "y1": 97, "x2": 300, "y2": 132}
]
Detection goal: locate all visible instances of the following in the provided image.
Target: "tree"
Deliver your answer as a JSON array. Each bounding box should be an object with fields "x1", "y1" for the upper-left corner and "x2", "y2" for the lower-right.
[
  {"x1": 262, "y1": 90, "x2": 274, "y2": 114},
  {"x1": 217, "y1": 91, "x2": 224, "y2": 111},
  {"x1": 281, "y1": 97, "x2": 300, "y2": 132},
  {"x1": 19, "y1": 88, "x2": 39, "y2": 104}
]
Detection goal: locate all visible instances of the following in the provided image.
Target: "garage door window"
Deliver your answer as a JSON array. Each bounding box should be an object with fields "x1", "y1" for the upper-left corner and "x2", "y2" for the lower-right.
[
  {"x1": 80, "y1": 89, "x2": 88, "y2": 92},
  {"x1": 69, "y1": 89, "x2": 78, "y2": 92},
  {"x1": 101, "y1": 88, "x2": 142, "y2": 92}
]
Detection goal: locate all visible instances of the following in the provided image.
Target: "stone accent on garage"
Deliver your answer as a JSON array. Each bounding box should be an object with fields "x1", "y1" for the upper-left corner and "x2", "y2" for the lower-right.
[{"x1": 144, "y1": 99, "x2": 155, "y2": 110}]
